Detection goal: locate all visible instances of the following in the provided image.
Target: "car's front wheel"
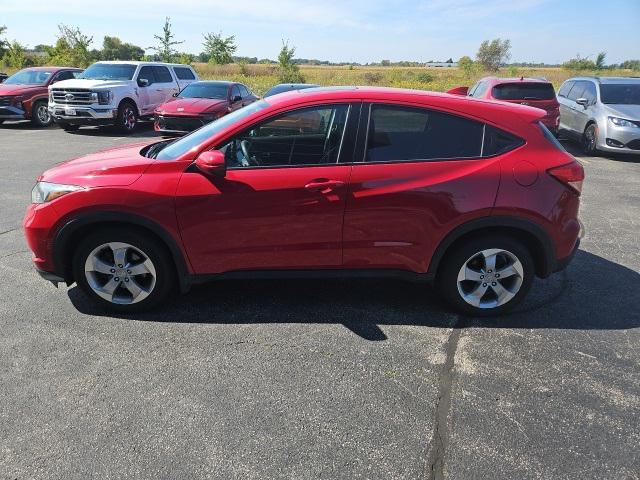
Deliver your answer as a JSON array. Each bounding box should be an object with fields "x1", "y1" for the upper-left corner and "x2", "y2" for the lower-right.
[
  {"x1": 117, "y1": 101, "x2": 138, "y2": 133},
  {"x1": 439, "y1": 236, "x2": 534, "y2": 316},
  {"x1": 582, "y1": 123, "x2": 599, "y2": 155},
  {"x1": 31, "y1": 100, "x2": 53, "y2": 127},
  {"x1": 72, "y1": 228, "x2": 174, "y2": 312}
]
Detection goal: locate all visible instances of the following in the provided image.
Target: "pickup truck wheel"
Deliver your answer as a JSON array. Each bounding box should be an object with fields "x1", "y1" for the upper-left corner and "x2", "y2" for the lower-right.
[
  {"x1": 31, "y1": 100, "x2": 53, "y2": 127},
  {"x1": 117, "y1": 101, "x2": 138, "y2": 133}
]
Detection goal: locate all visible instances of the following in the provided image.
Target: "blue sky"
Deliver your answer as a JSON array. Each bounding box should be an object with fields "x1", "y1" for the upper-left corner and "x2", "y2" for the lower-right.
[{"x1": 2, "y1": 0, "x2": 639, "y2": 64}]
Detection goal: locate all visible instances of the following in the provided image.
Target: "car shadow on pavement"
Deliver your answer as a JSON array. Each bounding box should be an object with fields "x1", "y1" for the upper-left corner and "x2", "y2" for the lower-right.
[
  {"x1": 560, "y1": 138, "x2": 639, "y2": 163},
  {"x1": 68, "y1": 250, "x2": 640, "y2": 341},
  {"x1": 63, "y1": 123, "x2": 158, "y2": 139}
]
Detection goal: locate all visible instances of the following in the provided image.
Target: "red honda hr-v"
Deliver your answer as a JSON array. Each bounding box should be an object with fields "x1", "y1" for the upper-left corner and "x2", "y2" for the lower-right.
[{"x1": 24, "y1": 87, "x2": 583, "y2": 316}]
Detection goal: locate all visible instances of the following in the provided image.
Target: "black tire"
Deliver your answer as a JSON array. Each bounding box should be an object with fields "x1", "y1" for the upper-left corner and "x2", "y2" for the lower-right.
[
  {"x1": 72, "y1": 228, "x2": 175, "y2": 313},
  {"x1": 30, "y1": 100, "x2": 53, "y2": 127},
  {"x1": 116, "y1": 100, "x2": 138, "y2": 133},
  {"x1": 438, "y1": 235, "x2": 535, "y2": 317},
  {"x1": 582, "y1": 123, "x2": 599, "y2": 155}
]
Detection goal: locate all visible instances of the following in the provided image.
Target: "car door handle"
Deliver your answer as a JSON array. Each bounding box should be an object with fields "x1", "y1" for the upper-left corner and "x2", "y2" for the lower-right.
[{"x1": 305, "y1": 179, "x2": 345, "y2": 193}]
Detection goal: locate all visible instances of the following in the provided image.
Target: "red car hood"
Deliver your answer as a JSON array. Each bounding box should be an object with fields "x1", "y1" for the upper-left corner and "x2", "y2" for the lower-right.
[
  {"x1": 39, "y1": 142, "x2": 156, "y2": 187},
  {"x1": 0, "y1": 84, "x2": 44, "y2": 96},
  {"x1": 156, "y1": 97, "x2": 227, "y2": 115}
]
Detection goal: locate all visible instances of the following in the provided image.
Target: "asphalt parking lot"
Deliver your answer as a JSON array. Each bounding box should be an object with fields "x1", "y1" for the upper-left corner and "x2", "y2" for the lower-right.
[{"x1": 0, "y1": 121, "x2": 638, "y2": 480}]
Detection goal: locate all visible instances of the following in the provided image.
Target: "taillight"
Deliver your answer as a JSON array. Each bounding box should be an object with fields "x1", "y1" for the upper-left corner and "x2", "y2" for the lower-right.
[{"x1": 547, "y1": 161, "x2": 584, "y2": 195}]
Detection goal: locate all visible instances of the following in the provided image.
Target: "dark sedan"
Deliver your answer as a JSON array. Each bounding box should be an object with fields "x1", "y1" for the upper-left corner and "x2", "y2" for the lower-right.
[{"x1": 264, "y1": 83, "x2": 320, "y2": 97}]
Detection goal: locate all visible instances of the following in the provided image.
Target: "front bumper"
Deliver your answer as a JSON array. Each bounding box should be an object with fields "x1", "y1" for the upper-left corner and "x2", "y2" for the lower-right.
[
  {"x1": 154, "y1": 115, "x2": 207, "y2": 135},
  {"x1": 0, "y1": 105, "x2": 27, "y2": 120},
  {"x1": 49, "y1": 104, "x2": 118, "y2": 124},
  {"x1": 597, "y1": 124, "x2": 640, "y2": 154}
]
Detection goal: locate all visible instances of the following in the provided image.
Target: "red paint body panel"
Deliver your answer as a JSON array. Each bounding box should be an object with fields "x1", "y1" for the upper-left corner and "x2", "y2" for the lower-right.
[{"x1": 23, "y1": 86, "x2": 582, "y2": 287}]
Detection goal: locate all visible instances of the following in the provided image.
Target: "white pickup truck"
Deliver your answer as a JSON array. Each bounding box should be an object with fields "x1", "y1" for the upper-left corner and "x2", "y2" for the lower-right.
[{"x1": 48, "y1": 61, "x2": 199, "y2": 133}]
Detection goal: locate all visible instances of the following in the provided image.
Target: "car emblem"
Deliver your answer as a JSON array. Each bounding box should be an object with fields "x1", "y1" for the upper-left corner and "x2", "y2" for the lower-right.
[
  {"x1": 177, "y1": 107, "x2": 184, "y2": 112},
  {"x1": 65, "y1": 93, "x2": 75, "y2": 101},
  {"x1": 520, "y1": 101, "x2": 529, "y2": 106}
]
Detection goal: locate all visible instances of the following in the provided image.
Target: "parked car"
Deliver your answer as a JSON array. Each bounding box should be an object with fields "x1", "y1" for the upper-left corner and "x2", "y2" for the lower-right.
[
  {"x1": 264, "y1": 83, "x2": 320, "y2": 97},
  {"x1": 24, "y1": 87, "x2": 583, "y2": 316},
  {"x1": 48, "y1": 61, "x2": 199, "y2": 133},
  {"x1": 0, "y1": 67, "x2": 82, "y2": 127},
  {"x1": 448, "y1": 77, "x2": 560, "y2": 133},
  {"x1": 0, "y1": 72, "x2": 8, "y2": 83},
  {"x1": 557, "y1": 76, "x2": 640, "y2": 155},
  {"x1": 154, "y1": 81, "x2": 258, "y2": 135}
]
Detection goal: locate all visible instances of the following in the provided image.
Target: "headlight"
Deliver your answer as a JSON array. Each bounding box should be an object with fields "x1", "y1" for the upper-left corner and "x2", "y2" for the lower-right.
[
  {"x1": 608, "y1": 116, "x2": 638, "y2": 128},
  {"x1": 97, "y1": 90, "x2": 112, "y2": 105},
  {"x1": 31, "y1": 182, "x2": 84, "y2": 204}
]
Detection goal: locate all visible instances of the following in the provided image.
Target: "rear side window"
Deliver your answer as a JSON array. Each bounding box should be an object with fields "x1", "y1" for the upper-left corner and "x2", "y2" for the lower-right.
[
  {"x1": 153, "y1": 66, "x2": 173, "y2": 83},
  {"x1": 558, "y1": 81, "x2": 574, "y2": 98},
  {"x1": 471, "y1": 82, "x2": 488, "y2": 98},
  {"x1": 492, "y1": 83, "x2": 556, "y2": 100},
  {"x1": 365, "y1": 105, "x2": 484, "y2": 162},
  {"x1": 174, "y1": 67, "x2": 196, "y2": 80},
  {"x1": 568, "y1": 81, "x2": 586, "y2": 101},
  {"x1": 538, "y1": 122, "x2": 566, "y2": 152},
  {"x1": 483, "y1": 126, "x2": 524, "y2": 156}
]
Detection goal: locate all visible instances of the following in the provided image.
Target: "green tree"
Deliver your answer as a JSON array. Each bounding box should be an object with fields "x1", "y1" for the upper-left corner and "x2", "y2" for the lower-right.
[
  {"x1": 46, "y1": 24, "x2": 94, "y2": 67},
  {"x1": 277, "y1": 40, "x2": 303, "y2": 83},
  {"x1": 562, "y1": 54, "x2": 596, "y2": 71},
  {"x1": 620, "y1": 59, "x2": 640, "y2": 71},
  {"x1": 476, "y1": 38, "x2": 511, "y2": 71},
  {"x1": 3, "y1": 40, "x2": 26, "y2": 68},
  {"x1": 149, "y1": 17, "x2": 183, "y2": 63},
  {"x1": 0, "y1": 25, "x2": 8, "y2": 58},
  {"x1": 458, "y1": 55, "x2": 475, "y2": 77},
  {"x1": 595, "y1": 51, "x2": 606, "y2": 70},
  {"x1": 101, "y1": 36, "x2": 144, "y2": 61},
  {"x1": 202, "y1": 32, "x2": 236, "y2": 65}
]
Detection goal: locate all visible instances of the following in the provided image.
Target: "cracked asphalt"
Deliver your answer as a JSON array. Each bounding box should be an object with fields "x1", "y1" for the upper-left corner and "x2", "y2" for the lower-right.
[{"x1": 0, "y1": 122, "x2": 638, "y2": 480}]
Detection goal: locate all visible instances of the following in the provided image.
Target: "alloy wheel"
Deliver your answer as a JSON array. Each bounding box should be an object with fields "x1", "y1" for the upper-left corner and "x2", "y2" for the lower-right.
[
  {"x1": 121, "y1": 105, "x2": 137, "y2": 131},
  {"x1": 456, "y1": 248, "x2": 524, "y2": 309},
  {"x1": 84, "y1": 242, "x2": 156, "y2": 304},
  {"x1": 36, "y1": 103, "x2": 50, "y2": 124}
]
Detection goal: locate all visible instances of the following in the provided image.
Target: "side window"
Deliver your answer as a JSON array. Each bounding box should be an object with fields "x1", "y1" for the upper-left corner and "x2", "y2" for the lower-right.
[
  {"x1": 472, "y1": 82, "x2": 488, "y2": 98},
  {"x1": 173, "y1": 67, "x2": 195, "y2": 80},
  {"x1": 240, "y1": 85, "x2": 251, "y2": 97},
  {"x1": 582, "y1": 82, "x2": 597, "y2": 104},
  {"x1": 219, "y1": 104, "x2": 350, "y2": 168},
  {"x1": 558, "y1": 81, "x2": 574, "y2": 98},
  {"x1": 365, "y1": 105, "x2": 484, "y2": 162},
  {"x1": 467, "y1": 82, "x2": 480, "y2": 97},
  {"x1": 483, "y1": 125, "x2": 525, "y2": 156},
  {"x1": 153, "y1": 66, "x2": 173, "y2": 83},
  {"x1": 53, "y1": 70, "x2": 75, "y2": 82},
  {"x1": 137, "y1": 66, "x2": 156, "y2": 86},
  {"x1": 567, "y1": 81, "x2": 586, "y2": 101},
  {"x1": 231, "y1": 85, "x2": 242, "y2": 100}
]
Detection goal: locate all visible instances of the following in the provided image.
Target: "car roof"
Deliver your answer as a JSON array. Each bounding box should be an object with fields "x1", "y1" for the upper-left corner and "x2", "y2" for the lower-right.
[
  {"x1": 480, "y1": 76, "x2": 551, "y2": 85},
  {"x1": 191, "y1": 80, "x2": 234, "y2": 86},
  {"x1": 20, "y1": 66, "x2": 82, "y2": 72},
  {"x1": 93, "y1": 61, "x2": 192, "y2": 68},
  {"x1": 570, "y1": 76, "x2": 640, "y2": 84},
  {"x1": 264, "y1": 86, "x2": 546, "y2": 126}
]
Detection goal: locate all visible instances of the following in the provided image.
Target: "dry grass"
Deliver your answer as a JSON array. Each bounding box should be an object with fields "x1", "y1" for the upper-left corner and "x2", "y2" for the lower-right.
[{"x1": 193, "y1": 63, "x2": 637, "y2": 96}]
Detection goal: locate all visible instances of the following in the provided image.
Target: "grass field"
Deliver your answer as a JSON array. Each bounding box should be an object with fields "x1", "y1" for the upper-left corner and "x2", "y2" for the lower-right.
[{"x1": 193, "y1": 63, "x2": 637, "y2": 96}]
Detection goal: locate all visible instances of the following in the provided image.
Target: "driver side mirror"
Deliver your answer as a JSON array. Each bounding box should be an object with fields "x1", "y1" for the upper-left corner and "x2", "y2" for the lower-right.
[
  {"x1": 172, "y1": 92, "x2": 179, "y2": 97},
  {"x1": 138, "y1": 78, "x2": 150, "y2": 87},
  {"x1": 195, "y1": 150, "x2": 226, "y2": 177},
  {"x1": 232, "y1": 95, "x2": 242, "y2": 103},
  {"x1": 575, "y1": 97, "x2": 589, "y2": 107}
]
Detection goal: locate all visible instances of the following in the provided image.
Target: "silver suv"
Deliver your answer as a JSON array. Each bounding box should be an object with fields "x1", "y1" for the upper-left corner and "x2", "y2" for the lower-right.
[{"x1": 557, "y1": 76, "x2": 640, "y2": 155}]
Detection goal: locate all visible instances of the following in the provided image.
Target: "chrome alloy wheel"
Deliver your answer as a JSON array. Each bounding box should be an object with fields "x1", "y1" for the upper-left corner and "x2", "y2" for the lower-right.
[
  {"x1": 84, "y1": 242, "x2": 156, "y2": 304},
  {"x1": 121, "y1": 105, "x2": 136, "y2": 131},
  {"x1": 456, "y1": 248, "x2": 524, "y2": 309},
  {"x1": 36, "y1": 103, "x2": 50, "y2": 124}
]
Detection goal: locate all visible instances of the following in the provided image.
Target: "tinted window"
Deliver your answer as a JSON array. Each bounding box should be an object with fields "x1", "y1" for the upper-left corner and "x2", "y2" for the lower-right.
[
  {"x1": 54, "y1": 70, "x2": 77, "y2": 82},
  {"x1": 264, "y1": 84, "x2": 317, "y2": 97},
  {"x1": 483, "y1": 125, "x2": 524, "y2": 156},
  {"x1": 567, "y1": 81, "x2": 586, "y2": 101},
  {"x1": 558, "y1": 81, "x2": 574, "y2": 98},
  {"x1": 138, "y1": 66, "x2": 156, "y2": 85},
  {"x1": 231, "y1": 85, "x2": 241, "y2": 100},
  {"x1": 179, "y1": 83, "x2": 229, "y2": 99},
  {"x1": 153, "y1": 66, "x2": 173, "y2": 83},
  {"x1": 492, "y1": 83, "x2": 556, "y2": 100},
  {"x1": 240, "y1": 85, "x2": 251, "y2": 97},
  {"x1": 81, "y1": 63, "x2": 136, "y2": 81},
  {"x1": 600, "y1": 84, "x2": 640, "y2": 105},
  {"x1": 365, "y1": 105, "x2": 484, "y2": 162},
  {"x1": 582, "y1": 82, "x2": 597, "y2": 104},
  {"x1": 174, "y1": 67, "x2": 195, "y2": 80},
  {"x1": 220, "y1": 104, "x2": 350, "y2": 168}
]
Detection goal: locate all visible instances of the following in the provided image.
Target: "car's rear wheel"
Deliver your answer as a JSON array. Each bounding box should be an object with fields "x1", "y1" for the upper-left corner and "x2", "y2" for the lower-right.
[
  {"x1": 31, "y1": 100, "x2": 53, "y2": 127},
  {"x1": 582, "y1": 123, "x2": 599, "y2": 155},
  {"x1": 439, "y1": 236, "x2": 534, "y2": 316},
  {"x1": 117, "y1": 101, "x2": 138, "y2": 133},
  {"x1": 72, "y1": 228, "x2": 174, "y2": 312}
]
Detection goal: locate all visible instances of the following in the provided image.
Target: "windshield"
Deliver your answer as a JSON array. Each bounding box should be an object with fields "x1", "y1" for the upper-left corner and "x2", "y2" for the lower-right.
[
  {"x1": 156, "y1": 101, "x2": 270, "y2": 160},
  {"x1": 80, "y1": 63, "x2": 137, "y2": 81},
  {"x1": 492, "y1": 83, "x2": 556, "y2": 100},
  {"x1": 600, "y1": 84, "x2": 640, "y2": 105},
  {"x1": 179, "y1": 83, "x2": 229, "y2": 99},
  {"x1": 4, "y1": 69, "x2": 53, "y2": 85}
]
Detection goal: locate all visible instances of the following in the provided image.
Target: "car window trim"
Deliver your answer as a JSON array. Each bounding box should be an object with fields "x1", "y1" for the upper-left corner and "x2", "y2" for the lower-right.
[{"x1": 222, "y1": 103, "x2": 357, "y2": 170}]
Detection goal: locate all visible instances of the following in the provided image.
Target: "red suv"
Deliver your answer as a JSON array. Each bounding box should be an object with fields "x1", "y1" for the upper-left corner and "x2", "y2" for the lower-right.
[
  {"x1": 0, "y1": 67, "x2": 82, "y2": 127},
  {"x1": 449, "y1": 77, "x2": 560, "y2": 134},
  {"x1": 24, "y1": 87, "x2": 583, "y2": 315}
]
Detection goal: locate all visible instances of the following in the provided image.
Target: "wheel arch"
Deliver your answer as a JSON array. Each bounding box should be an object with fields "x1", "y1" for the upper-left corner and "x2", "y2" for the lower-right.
[
  {"x1": 428, "y1": 216, "x2": 556, "y2": 279},
  {"x1": 118, "y1": 97, "x2": 139, "y2": 114},
  {"x1": 53, "y1": 212, "x2": 190, "y2": 291}
]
